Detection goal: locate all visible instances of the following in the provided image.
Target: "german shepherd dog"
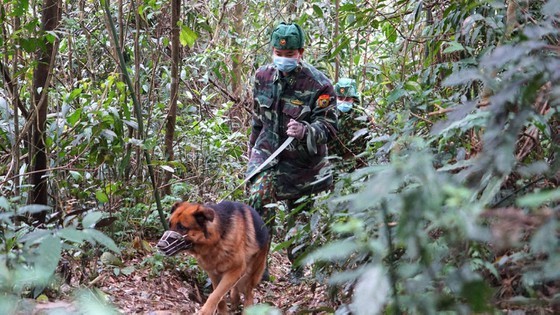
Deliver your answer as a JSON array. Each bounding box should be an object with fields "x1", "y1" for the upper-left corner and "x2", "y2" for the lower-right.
[{"x1": 157, "y1": 201, "x2": 269, "y2": 315}]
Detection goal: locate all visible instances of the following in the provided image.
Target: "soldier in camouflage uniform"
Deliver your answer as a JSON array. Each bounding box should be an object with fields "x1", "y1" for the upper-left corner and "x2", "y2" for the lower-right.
[
  {"x1": 246, "y1": 22, "x2": 337, "y2": 281},
  {"x1": 328, "y1": 78, "x2": 369, "y2": 173}
]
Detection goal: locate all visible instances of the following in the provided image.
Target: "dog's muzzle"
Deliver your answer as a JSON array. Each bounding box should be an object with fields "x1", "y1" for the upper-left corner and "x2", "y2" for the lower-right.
[{"x1": 156, "y1": 230, "x2": 191, "y2": 256}]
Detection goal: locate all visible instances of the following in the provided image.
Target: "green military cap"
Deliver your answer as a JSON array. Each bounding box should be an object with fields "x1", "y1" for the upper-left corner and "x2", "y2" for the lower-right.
[
  {"x1": 335, "y1": 78, "x2": 359, "y2": 99},
  {"x1": 271, "y1": 22, "x2": 305, "y2": 50}
]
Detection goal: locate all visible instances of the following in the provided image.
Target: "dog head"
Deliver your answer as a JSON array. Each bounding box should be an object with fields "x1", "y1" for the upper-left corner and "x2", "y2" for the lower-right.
[{"x1": 156, "y1": 201, "x2": 215, "y2": 256}]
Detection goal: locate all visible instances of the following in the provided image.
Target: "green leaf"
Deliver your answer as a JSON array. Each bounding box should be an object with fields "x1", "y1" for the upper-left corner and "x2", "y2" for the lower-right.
[
  {"x1": 19, "y1": 38, "x2": 41, "y2": 53},
  {"x1": 69, "y1": 171, "x2": 83, "y2": 180},
  {"x1": 442, "y1": 68, "x2": 481, "y2": 86},
  {"x1": 443, "y1": 41, "x2": 465, "y2": 54},
  {"x1": 13, "y1": 0, "x2": 29, "y2": 17},
  {"x1": 460, "y1": 280, "x2": 492, "y2": 312},
  {"x1": 83, "y1": 229, "x2": 120, "y2": 253},
  {"x1": 479, "y1": 176, "x2": 503, "y2": 206},
  {"x1": 329, "y1": 267, "x2": 368, "y2": 284},
  {"x1": 83, "y1": 211, "x2": 103, "y2": 228},
  {"x1": 331, "y1": 38, "x2": 350, "y2": 57},
  {"x1": 386, "y1": 88, "x2": 406, "y2": 104},
  {"x1": 272, "y1": 239, "x2": 294, "y2": 253},
  {"x1": 404, "y1": 81, "x2": 422, "y2": 92},
  {"x1": 36, "y1": 235, "x2": 62, "y2": 282},
  {"x1": 517, "y1": 189, "x2": 560, "y2": 208},
  {"x1": 517, "y1": 161, "x2": 549, "y2": 177},
  {"x1": 0, "y1": 197, "x2": 10, "y2": 211},
  {"x1": 45, "y1": 31, "x2": 57, "y2": 44},
  {"x1": 530, "y1": 220, "x2": 558, "y2": 253},
  {"x1": 543, "y1": 1, "x2": 560, "y2": 15},
  {"x1": 332, "y1": 218, "x2": 363, "y2": 234},
  {"x1": 95, "y1": 190, "x2": 109, "y2": 204},
  {"x1": 160, "y1": 165, "x2": 174, "y2": 173},
  {"x1": 36, "y1": 295, "x2": 48, "y2": 303},
  {"x1": 382, "y1": 22, "x2": 397, "y2": 43},
  {"x1": 67, "y1": 88, "x2": 83, "y2": 102},
  {"x1": 74, "y1": 288, "x2": 118, "y2": 315},
  {"x1": 100, "y1": 252, "x2": 123, "y2": 267},
  {"x1": 18, "y1": 204, "x2": 51, "y2": 215},
  {"x1": 312, "y1": 5, "x2": 324, "y2": 18},
  {"x1": 245, "y1": 304, "x2": 282, "y2": 315},
  {"x1": 121, "y1": 266, "x2": 135, "y2": 276},
  {"x1": 0, "y1": 296, "x2": 17, "y2": 315},
  {"x1": 339, "y1": 3, "x2": 357, "y2": 11},
  {"x1": 303, "y1": 240, "x2": 360, "y2": 264},
  {"x1": 353, "y1": 267, "x2": 389, "y2": 315},
  {"x1": 123, "y1": 120, "x2": 138, "y2": 130},
  {"x1": 57, "y1": 227, "x2": 88, "y2": 244},
  {"x1": 19, "y1": 229, "x2": 51, "y2": 244},
  {"x1": 67, "y1": 109, "x2": 82, "y2": 126},
  {"x1": 180, "y1": 25, "x2": 198, "y2": 48}
]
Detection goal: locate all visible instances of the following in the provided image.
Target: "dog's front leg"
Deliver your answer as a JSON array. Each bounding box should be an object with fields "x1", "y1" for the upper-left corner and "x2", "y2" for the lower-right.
[
  {"x1": 207, "y1": 274, "x2": 227, "y2": 314},
  {"x1": 199, "y1": 267, "x2": 244, "y2": 315}
]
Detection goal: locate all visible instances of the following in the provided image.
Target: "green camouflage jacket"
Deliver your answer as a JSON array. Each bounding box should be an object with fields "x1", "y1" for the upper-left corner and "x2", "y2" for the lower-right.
[
  {"x1": 328, "y1": 108, "x2": 369, "y2": 172},
  {"x1": 248, "y1": 61, "x2": 338, "y2": 199}
]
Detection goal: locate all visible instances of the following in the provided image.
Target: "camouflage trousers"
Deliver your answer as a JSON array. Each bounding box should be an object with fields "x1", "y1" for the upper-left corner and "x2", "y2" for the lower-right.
[
  {"x1": 248, "y1": 169, "x2": 313, "y2": 265},
  {"x1": 247, "y1": 169, "x2": 278, "y2": 228}
]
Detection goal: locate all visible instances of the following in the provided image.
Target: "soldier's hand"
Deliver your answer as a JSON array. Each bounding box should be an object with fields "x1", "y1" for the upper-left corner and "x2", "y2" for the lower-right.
[{"x1": 287, "y1": 119, "x2": 307, "y2": 140}]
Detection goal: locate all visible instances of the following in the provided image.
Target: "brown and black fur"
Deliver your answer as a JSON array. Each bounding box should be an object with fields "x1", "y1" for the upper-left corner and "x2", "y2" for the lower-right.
[{"x1": 167, "y1": 201, "x2": 269, "y2": 315}]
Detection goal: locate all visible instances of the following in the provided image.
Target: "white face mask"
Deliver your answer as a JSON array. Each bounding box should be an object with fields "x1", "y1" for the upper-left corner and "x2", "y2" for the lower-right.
[
  {"x1": 273, "y1": 55, "x2": 299, "y2": 72},
  {"x1": 337, "y1": 101, "x2": 353, "y2": 112}
]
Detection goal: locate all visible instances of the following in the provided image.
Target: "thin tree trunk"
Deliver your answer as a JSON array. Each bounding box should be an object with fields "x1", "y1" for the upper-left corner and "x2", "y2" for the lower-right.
[
  {"x1": 424, "y1": 6, "x2": 433, "y2": 62},
  {"x1": 2, "y1": 11, "x2": 22, "y2": 197},
  {"x1": 12, "y1": 16, "x2": 21, "y2": 197},
  {"x1": 231, "y1": 2, "x2": 243, "y2": 97},
  {"x1": 162, "y1": 0, "x2": 181, "y2": 195},
  {"x1": 334, "y1": 0, "x2": 340, "y2": 81},
  {"x1": 506, "y1": 0, "x2": 518, "y2": 37},
  {"x1": 29, "y1": 0, "x2": 60, "y2": 221},
  {"x1": 226, "y1": 1, "x2": 246, "y2": 132},
  {"x1": 123, "y1": 0, "x2": 135, "y2": 181},
  {"x1": 133, "y1": 0, "x2": 143, "y2": 182}
]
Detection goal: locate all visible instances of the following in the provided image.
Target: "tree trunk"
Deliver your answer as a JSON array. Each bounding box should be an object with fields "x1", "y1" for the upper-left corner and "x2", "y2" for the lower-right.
[
  {"x1": 231, "y1": 2, "x2": 243, "y2": 98},
  {"x1": 13, "y1": 16, "x2": 21, "y2": 197},
  {"x1": 162, "y1": 0, "x2": 181, "y2": 195},
  {"x1": 226, "y1": 1, "x2": 246, "y2": 132},
  {"x1": 29, "y1": 0, "x2": 60, "y2": 222},
  {"x1": 506, "y1": 0, "x2": 518, "y2": 37},
  {"x1": 334, "y1": 0, "x2": 340, "y2": 81}
]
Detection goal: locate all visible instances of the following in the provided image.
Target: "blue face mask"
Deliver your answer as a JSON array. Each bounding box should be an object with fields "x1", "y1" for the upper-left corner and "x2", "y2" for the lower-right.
[
  {"x1": 273, "y1": 55, "x2": 298, "y2": 72},
  {"x1": 337, "y1": 101, "x2": 353, "y2": 113}
]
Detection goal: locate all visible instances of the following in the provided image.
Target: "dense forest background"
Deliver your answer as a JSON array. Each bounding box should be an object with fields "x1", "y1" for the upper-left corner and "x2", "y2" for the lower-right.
[{"x1": 1, "y1": 0, "x2": 559, "y2": 314}]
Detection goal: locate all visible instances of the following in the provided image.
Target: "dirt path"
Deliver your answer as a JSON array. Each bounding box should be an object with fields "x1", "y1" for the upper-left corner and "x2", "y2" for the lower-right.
[
  {"x1": 23, "y1": 241, "x2": 337, "y2": 314},
  {"x1": 97, "y1": 249, "x2": 336, "y2": 314},
  {"x1": 23, "y1": 235, "x2": 340, "y2": 315}
]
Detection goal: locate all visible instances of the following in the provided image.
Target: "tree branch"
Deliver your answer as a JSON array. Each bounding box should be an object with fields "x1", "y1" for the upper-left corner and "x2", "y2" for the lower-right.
[{"x1": 0, "y1": 61, "x2": 29, "y2": 118}]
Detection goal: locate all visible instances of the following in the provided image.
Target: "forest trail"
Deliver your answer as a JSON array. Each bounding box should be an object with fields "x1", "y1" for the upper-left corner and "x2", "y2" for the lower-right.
[{"x1": 29, "y1": 241, "x2": 337, "y2": 314}]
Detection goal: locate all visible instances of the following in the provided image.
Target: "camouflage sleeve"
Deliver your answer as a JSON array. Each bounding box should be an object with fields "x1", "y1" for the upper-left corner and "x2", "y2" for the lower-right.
[
  {"x1": 303, "y1": 84, "x2": 338, "y2": 154},
  {"x1": 249, "y1": 79, "x2": 263, "y2": 148}
]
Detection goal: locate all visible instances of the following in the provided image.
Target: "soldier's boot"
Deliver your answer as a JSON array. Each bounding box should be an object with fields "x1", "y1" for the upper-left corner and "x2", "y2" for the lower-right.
[{"x1": 287, "y1": 248, "x2": 304, "y2": 285}]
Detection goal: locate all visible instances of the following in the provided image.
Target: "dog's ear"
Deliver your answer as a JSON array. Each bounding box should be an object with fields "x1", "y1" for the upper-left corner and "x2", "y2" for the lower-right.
[
  {"x1": 194, "y1": 206, "x2": 215, "y2": 226},
  {"x1": 170, "y1": 202, "x2": 182, "y2": 214}
]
